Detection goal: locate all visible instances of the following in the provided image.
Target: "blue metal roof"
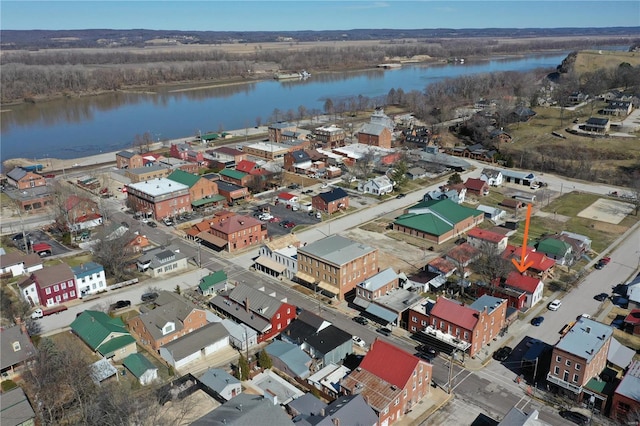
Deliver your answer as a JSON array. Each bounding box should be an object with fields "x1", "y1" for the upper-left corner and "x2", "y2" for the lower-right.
[
  {"x1": 365, "y1": 303, "x2": 398, "y2": 324},
  {"x1": 556, "y1": 318, "x2": 613, "y2": 363}
]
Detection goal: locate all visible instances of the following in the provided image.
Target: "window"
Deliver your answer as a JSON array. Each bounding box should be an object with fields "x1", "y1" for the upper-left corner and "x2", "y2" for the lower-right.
[
  {"x1": 276, "y1": 313, "x2": 280, "y2": 319},
  {"x1": 70, "y1": 290, "x2": 75, "y2": 297},
  {"x1": 12, "y1": 341, "x2": 21, "y2": 352},
  {"x1": 554, "y1": 366, "x2": 559, "y2": 375},
  {"x1": 575, "y1": 364, "x2": 581, "y2": 371},
  {"x1": 45, "y1": 287, "x2": 51, "y2": 295},
  {"x1": 412, "y1": 316, "x2": 417, "y2": 323},
  {"x1": 421, "y1": 320, "x2": 427, "y2": 326},
  {"x1": 54, "y1": 284, "x2": 59, "y2": 292},
  {"x1": 61, "y1": 282, "x2": 67, "y2": 289},
  {"x1": 573, "y1": 374, "x2": 579, "y2": 383},
  {"x1": 565, "y1": 360, "x2": 571, "y2": 367},
  {"x1": 556, "y1": 356, "x2": 562, "y2": 362},
  {"x1": 394, "y1": 398, "x2": 399, "y2": 406}
]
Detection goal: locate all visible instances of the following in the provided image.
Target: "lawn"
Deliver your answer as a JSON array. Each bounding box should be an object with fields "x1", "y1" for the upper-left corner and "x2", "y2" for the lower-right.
[{"x1": 541, "y1": 192, "x2": 601, "y2": 216}]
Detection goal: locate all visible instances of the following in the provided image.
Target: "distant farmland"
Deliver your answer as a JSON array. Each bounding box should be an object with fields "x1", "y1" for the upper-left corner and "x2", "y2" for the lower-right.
[{"x1": 573, "y1": 49, "x2": 640, "y2": 75}]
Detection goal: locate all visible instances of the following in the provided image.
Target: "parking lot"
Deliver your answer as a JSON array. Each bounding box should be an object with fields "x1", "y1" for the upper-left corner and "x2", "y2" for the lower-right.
[
  {"x1": 11, "y1": 228, "x2": 71, "y2": 257},
  {"x1": 244, "y1": 203, "x2": 322, "y2": 237}
]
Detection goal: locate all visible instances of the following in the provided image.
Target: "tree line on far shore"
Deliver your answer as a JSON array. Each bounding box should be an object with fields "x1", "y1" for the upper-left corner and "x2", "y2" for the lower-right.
[{"x1": 1, "y1": 36, "x2": 637, "y2": 103}]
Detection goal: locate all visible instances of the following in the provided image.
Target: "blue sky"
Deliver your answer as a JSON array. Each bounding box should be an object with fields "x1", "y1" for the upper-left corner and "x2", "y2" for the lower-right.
[{"x1": 2, "y1": 1, "x2": 639, "y2": 31}]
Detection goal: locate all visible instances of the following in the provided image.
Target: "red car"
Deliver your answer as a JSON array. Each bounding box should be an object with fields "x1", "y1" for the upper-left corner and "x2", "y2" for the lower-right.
[
  {"x1": 284, "y1": 222, "x2": 296, "y2": 229},
  {"x1": 595, "y1": 257, "x2": 611, "y2": 269}
]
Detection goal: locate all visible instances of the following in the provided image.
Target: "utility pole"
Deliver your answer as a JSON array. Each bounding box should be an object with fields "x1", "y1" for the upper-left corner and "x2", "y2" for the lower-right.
[{"x1": 447, "y1": 350, "x2": 455, "y2": 394}]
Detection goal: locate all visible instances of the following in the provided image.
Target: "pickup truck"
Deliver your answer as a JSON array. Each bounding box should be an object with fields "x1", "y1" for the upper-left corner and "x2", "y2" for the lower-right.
[{"x1": 31, "y1": 305, "x2": 68, "y2": 319}]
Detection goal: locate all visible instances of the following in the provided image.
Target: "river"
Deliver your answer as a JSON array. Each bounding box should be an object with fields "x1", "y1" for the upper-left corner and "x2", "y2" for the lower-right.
[{"x1": 0, "y1": 52, "x2": 570, "y2": 162}]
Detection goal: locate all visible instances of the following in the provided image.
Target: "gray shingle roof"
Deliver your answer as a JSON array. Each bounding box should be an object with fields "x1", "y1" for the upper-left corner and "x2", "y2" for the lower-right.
[
  {"x1": 556, "y1": 318, "x2": 613, "y2": 362},
  {"x1": 298, "y1": 235, "x2": 376, "y2": 266},
  {"x1": 0, "y1": 326, "x2": 36, "y2": 370},
  {"x1": 358, "y1": 122, "x2": 387, "y2": 136},
  {"x1": 199, "y1": 368, "x2": 240, "y2": 394},
  {"x1": 191, "y1": 392, "x2": 295, "y2": 425},
  {"x1": 162, "y1": 322, "x2": 228, "y2": 360},
  {"x1": 6, "y1": 167, "x2": 28, "y2": 181},
  {"x1": 0, "y1": 387, "x2": 36, "y2": 426},
  {"x1": 134, "y1": 291, "x2": 204, "y2": 341}
]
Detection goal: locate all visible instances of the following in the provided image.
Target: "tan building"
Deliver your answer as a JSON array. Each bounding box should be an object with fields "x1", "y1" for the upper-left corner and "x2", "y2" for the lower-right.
[
  {"x1": 547, "y1": 318, "x2": 613, "y2": 406},
  {"x1": 268, "y1": 121, "x2": 297, "y2": 142},
  {"x1": 125, "y1": 165, "x2": 171, "y2": 183},
  {"x1": 296, "y1": 235, "x2": 378, "y2": 301},
  {"x1": 313, "y1": 125, "x2": 346, "y2": 148},
  {"x1": 243, "y1": 141, "x2": 291, "y2": 160}
]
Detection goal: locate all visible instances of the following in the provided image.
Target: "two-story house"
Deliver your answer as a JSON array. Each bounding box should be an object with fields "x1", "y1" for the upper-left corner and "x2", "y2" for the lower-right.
[
  {"x1": 170, "y1": 143, "x2": 205, "y2": 164},
  {"x1": 71, "y1": 262, "x2": 107, "y2": 297},
  {"x1": 283, "y1": 150, "x2": 313, "y2": 173},
  {"x1": 547, "y1": 318, "x2": 613, "y2": 405},
  {"x1": 59, "y1": 194, "x2": 103, "y2": 232},
  {"x1": 6, "y1": 167, "x2": 47, "y2": 190},
  {"x1": 209, "y1": 283, "x2": 296, "y2": 342},
  {"x1": 127, "y1": 291, "x2": 210, "y2": 351},
  {"x1": 126, "y1": 178, "x2": 191, "y2": 220},
  {"x1": 296, "y1": 235, "x2": 378, "y2": 301},
  {"x1": 354, "y1": 267, "x2": 399, "y2": 306},
  {"x1": 480, "y1": 168, "x2": 503, "y2": 186},
  {"x1": 0, "y1": 324, "x2": 37, "y2": 378},
  {"x1": 18, "y1": 263, "x2": 77, "y2": 307},
  {"x1": 312, "y1": 188, "x2": 349, "y2": 215},
  {"x1": 204, "y1": 214, "x2": 267, "y2": 253},
  {"x1": 341, "y1": 339, "x2": 432, "y2": 426},
  {"x1": 255, "y1": 234, "x2": 300, "y2": 280},
  {"x1": 466, "y1": 227, "x2": 509, "y2": 254}
]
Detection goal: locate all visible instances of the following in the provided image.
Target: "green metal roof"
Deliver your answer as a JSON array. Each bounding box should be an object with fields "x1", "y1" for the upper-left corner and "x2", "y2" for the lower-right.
[
  {"x1": 220, "y1": 168, "x2": 247, "y2": 180},
  {"x1": 192, "y1": 194, "x2": 226, "y2": 206},
  {"x1": 585, "y1": 377, "x2": 607, "y2": 393},
  {"x1": 97, "y1": 335, "x2": 136, "y2": 357},
  {"x1": 70, "y1": 310, "x2": 130, "y2": 351},
  {"x1": 202, "y1": 133, "x2": 219, "y2": 141},
  {"x1": 199, "y1": 270, "x2": 227, "y2": 292},
  {"x1": 394, "y1": 213, "x2": 453, "y2": 236},
  {"x1": 168, "y1": 169, "x2": 201, "y2": 188},
  {"x1": 408, "y1": 199, "x2": 482, "y2": 224},
  {"x1": 537, "y1": 238, "x2": 571, "y2": 256},
  {"x1": 123, "y1": 353, "x2": 157, "y2": 378}
]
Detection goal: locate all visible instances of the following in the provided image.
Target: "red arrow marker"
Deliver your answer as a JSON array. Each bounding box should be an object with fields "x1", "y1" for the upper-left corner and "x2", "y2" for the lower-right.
[{"x1": 512, "y1": 203, "x2": 534, "y2": 273}]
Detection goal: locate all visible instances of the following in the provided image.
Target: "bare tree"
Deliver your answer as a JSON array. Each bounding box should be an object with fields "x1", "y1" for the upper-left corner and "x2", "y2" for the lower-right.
[
  {"x1": 355, "y1": 148, "x2": 376, "y2": 180},
  {"x1": 473, "y1": 241, "x2": 513, "y2": 294},
  {"x1": 91, "y1": 231, "x2": 134, "y2": 281}
]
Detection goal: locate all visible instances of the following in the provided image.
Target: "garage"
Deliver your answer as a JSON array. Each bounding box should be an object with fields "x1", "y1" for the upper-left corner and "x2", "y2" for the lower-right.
[{"x1": 159, "y1": 323, "x2": 229, "y2": 370}]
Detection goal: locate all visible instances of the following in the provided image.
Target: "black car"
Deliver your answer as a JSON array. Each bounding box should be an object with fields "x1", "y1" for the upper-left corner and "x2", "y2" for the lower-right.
[
  {"x1": 353, "y1": 316, "x2": 369, "y2": 325},
  {"x1": 559, "y1": 410, "x2": 589, "y2": 425},
  {"x1": 417, "y1": 345, "x2": 438, "y2": 358},
  {"x1": 141, "y1": 292, "x2": 158, "y2": 303},
  {"x1": 376, "y1": 327, "x2": 392, "y2": 336},
  {"x1": 594, "y1": 292, "x2": 608, "y2": 302},
  {"x1": 454, "y1": 237, "x2": 466, "y2": 245},
  {"x1": 396, "y1": 193, "x2": 406, "y2": 199},
  {"x1": 531, "y1": 316, "x2": 545, "y2": 326},
  {"x1": 147, "y1": 220, "x2": 158, "y2": 228},
  {"x1": 111, "y1": 300, "x2": 131, "y2": 310},
  {"x1": 492, "y1": 346, "x2": 513, "y2": 362},
  {"x1": 12, "y1": 232, "x2": 30, "y2": 241}
]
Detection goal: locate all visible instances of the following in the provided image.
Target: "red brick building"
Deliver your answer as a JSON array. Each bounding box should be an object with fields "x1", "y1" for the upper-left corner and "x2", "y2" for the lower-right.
[
  {"x1": 6, "y1": 167, "x2": 46, "y2": 190},
  {"x1": 312, "y1": 188, "x2": 349, "y2": 214},
  {"x1": 357, "y1": 123, "x2": 392, "y2": 149},
  {"x1": 502, "y1": 245, "x2": 556, "y2": 280},
  {"x1": 464, "y1": 178, "x2": 490, "y2": 197},
  {"x1": 126, "y1": 178, "x2": 191, "y2": 220},
  {"x1": 205, "y1": 214, "x2": 267, "y2": 253},
  {"x1": 170, "y1": 143, "x2": 204, "y2": 164},
  {"x1": 115, "y1": 151, "x2": 144, "y2": 169},
  {"x1": 610, "y1": 360, "x2": 640, "y2": 423},
  {"x1": 341, "y1": 339, "x2": 432, "y2": 425},
  {"x1": 167, "y1": 169, "x2": 218, "y2": 205}
]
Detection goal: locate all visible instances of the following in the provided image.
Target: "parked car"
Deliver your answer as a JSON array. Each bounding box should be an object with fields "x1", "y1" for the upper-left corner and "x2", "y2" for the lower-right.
[
  {"x1": 110, "y1": 300, "x2": 131, "y2": 311},
  {"x1": 352, "y1": 336, "x2": 366, "y2": 348},
  {"x1": 353, "y1": 316, "x2": 368, "y2": 325},
  {"x1": 595, "y1": 256, "x2": 611, "y2": 269},
  {"x1": 141, "y1": 292, "x2": 159, "y2": 303},
  {"x1": 594, "y1": 292, "x2": 609, "y2": 302},
  {"x1": 280, "y1": 220, "x2": 291, "y2": 227},
  {"x1": 147, "y1": 220, "x2": 158, "y2": 228},
  {"x1": 302, "y1": 189, "x2": 313, "y2": 194},
  {"x1": 284, "y1": 221, "x2": 296, "y2": 229},
  {"x1": 531, "y1": 316, "x2": 545, "y2": 326},
  {"x1": 315, "y1": 212, "x2": 322, "y2": 219},
  {"x1": 163, "y1": 217, "x2": 173, "y2": 226},
  {"x1": 548, "y1": 299, "x2": 562, "y2": 311},
  {"x1": 492, "y1": 346, "x2": 513, "y2": 362},
  {"x1": 454, "y1": 237, "x2": 466, "y2": 245},
  {"x1": 417, "y1": 345, "x2": 438, "y2": 358},
  {"x1": 376, "y1": 327, "x2": 392, "y2": 336},
  {"x1": 396, "y1": 193, "x2": 406, "y2": 199},
  {"x1": 12, "y1": 232, "x2": 30, "y2": 241},
  {"x1": 559, "y1": 410, "x2": 589, "y2": 425}
]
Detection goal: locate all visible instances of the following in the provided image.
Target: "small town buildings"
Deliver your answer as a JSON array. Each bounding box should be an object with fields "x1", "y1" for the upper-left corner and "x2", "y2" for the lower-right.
[
  {"x1": 71, "y1": 262, "x2": 106, "y2": 297},
  {"x1": 502, "y1": 245, "x2": 556, "y2": 280},
  {"x1": 602, "y1": 100, "x2": 633, "y2": 116},
  {"x1": 499, "y1": 169, "x2": 537, "y2": 186},
  {"x1": 392, "y1": 199, "x2": 484, "y2": 244},
  {"x1": 358, "y1": 175, "x2": 394, "y2": 195},
  {"x1": 0, "y1": 387, "x2": 37, "y2": 426},
  {"x1": 276, "y1": 192, "x2": 299, "y2": 206},
  {"x1": 265, "y1": 340, "x2": 313, "y2": 379},
  {"x1": 219, "y1": 168, "x2": 252, "y2": 187},
  {"x1": 60, "y1": 194, "x2": 103, "y2": 231},
  {"x1": 313, "y1": 124, "x2": 346, "y2": 148},
  {"x1": 170, "y1": 143, "x2": 205, "y2": 164},
  {"x1": 283, "y1": 150, "x2": 313, "y2": 172},
  {"x1": 296, "y1": 235, "x2": 378, "y2": 300},
  {"x1": 123, "y1": 353, "x2": 158, "y2": 386},
  {"x1": 464, "y1": 178, "x2": 490, "y2": 196},
  {"x1": 255, "y1": 234, "x2": 300, "y2": 280},
  {"x1": 19, "y1": 263, "x2": 77, "y2": 307},
  {"x1": 209, "y1": 283, "x2": 297, "y2": 342},
  {"x1": 423, "y1": 185, "x2": 466, "y2": 204},
  {"x1": 546, "y1": 318, "x2": 613, "y2": 407},
  {"x1": 610, "y1": 360, "x2": 640, "y2": 423},
  {"x1": 341, "y1": 338, "x2": 432, "y2": 426},
  {"x1": 159, "y1": 322, "x2": 229, "y2": 369},
  {"x1": 126, "y1": 178, "x2": 191, "y2": 220},
  {"x1": 124, "y1": 233, "x2": 151, "y2": 254},
  {"x1": 191, "y1": 392, "x2": 295, "y2": 426},
  {"x1": 244, "y1": 141, "x2": 291, "y2": 160},
  {"x1": 476, "y1": 204, "x2": 506, "y2": 222},
  {"x1": 466, "y1": 227, "x2": 509, "y2": 254},
  {"x1": 71, "y1": 310, "x2": 137, "y2": 361},
  {"x1": 201, "y1": 214, "x2": 267, "y2": 253},
  {"x1": 422, "y1": 295, "x2": 507, "y2": 357},
  {"x1": 0, "y1": 252, "x2": 43, "y2": 278},
  {"x1": 124, "y1": 165, "x2": 172, "y2": 183},
  {"x1": 305, "y1": 364, "x2": 352, "y2": 400},
  {"x1": 198, "y1": 368, "x2": 242, "y2": 401},
  {"x1": 480, "y1": 168, "x2": 503, "y2": 186},
  {"x1": 406, "y1": 167, "x2": 428, "y2": 180},
  {"x1": 128, "y1": 291, "x2": 211, "y2": 351},
  {"x1": 536, "y1": 237, "x2": 574, "y2": 266},
  {"x1": 312, "y1": 187, "x2": 349, "y2": 214},
  {"x1": 116, "y1": 150, "x2": 144, "y2": 169},
  {"x1": 206, "y1": 146, "x2": 247, "y2": 166},
  {"x1": 321, "y1": 394, "x2": 379, "y2": 425},
  {"x1": 6, "y1": 167, "x2": 46, "y2": 190},
  {"x1": 0, "y1": 325, "x2": 36, "y2": 378},
  {"x1": 216, "y1": 180, "x2": 249, "y2": 205},
  {"x1": 623, "y1": 309, "x2": 640, "y2": 336},
  {"x1": 3, "y1": 186, "x2": 53, "y2": 213},
  {"x1": 354, "y1": 267, "x2": 399, "y2": 303},
  {"x1": 502, "y1": 272, "x2": 544, "y2": 309},
  {"x1": 136, "y1": 245, "x2": 189, "y2": 277},
  {"x1": 158, "y1": 157, "x2": 199, "y2": 174},
  {"x1": 268, "y1": 121, "x2": 298, "y2": 143},
  {"x1": 198, "y1": 270, "x2": 228, "y2": 296},
  {"x1": 445, "y1": 243, "x2": 481, "y2": 269},
  {"x1": 559, "y1": 231, "x2": 592, "y2": 256},
  {"x1": 167, "y1": 169, "x2": 218, "y2": 206},
  {"x1": 357, "y1": 123, "x2": 392, "y2": 148}
]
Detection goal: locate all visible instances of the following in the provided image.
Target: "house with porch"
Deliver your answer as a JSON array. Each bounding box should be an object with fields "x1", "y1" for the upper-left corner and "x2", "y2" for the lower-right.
[
  {"x1": 6, "y1": 167, "x2": 46, "y2": 190},
  {"x1": 71, "y1": 310, "x2": 137, "y2": 361},
  {"x1": 71, "y1": 262, "x2": 106, "y2": 297},
  {"x1": 480, "y1": 168, "x2": 503, "y2": 186},
  {"x1": 136, "y1": 245, "x2": 189, "y2": 278},
  {"x1": 255, "y1": 234, "x2": 300, "y2": 280},
  {"x1": 340, "y1": 339, "x2": 432, "y2": 426},
  {"x1": 536, "y1": 238, "x2": 574, "y2": 266},
  {"x1": 0, "y1": 252, "x2": 43, "y2": 278},
  {"x1": 501, "y1": 272, "x2": 544, "y2": 309},
  {"x1": 203, "y1": 214, "x2": 267, "y2": 253},
  {"x1": 583, "y1": 117, "x2": 610, "y2": 133},
  {"x1": 358, "y1": 175, "x2": 394, "y2": 196},
  {"x1": 502, "y1": 245, "x2": 556, "y2": 280},
  {"x1": 0, "y1": 324, "x2": 36, "y2": 378},
  {"x1": 423, "y1": 185, "x2": 466, "y2": 204},
  {"x1": 198, "y1": 270, "x2": 228, "y2": 296}
]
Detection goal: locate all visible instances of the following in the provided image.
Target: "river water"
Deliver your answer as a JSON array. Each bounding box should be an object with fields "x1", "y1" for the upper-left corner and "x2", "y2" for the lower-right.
[{"x1": 1, "y1": 52, "x2": 570, "y2": 162}]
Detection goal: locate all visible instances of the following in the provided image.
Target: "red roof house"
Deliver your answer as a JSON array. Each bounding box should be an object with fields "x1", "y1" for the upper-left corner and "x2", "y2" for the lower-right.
[
  {"x1": 341, "y1": 339, "x2": 432, "y2": 426},
  {"x1": 624, "y1": 309, "x2": 640, "y2": 336},
  {"x1": 502, "y1": 271, "x2": 544, "y2": 309},
  {"x1": 502, "y1": 245, "x2": 556, "y2": 279},
  {"x1": 235, "y1": 160, "x2": 257, "y2": 173},
  {"x1": 464, "y1": 178, "x2": 489, "y2": 196},
  {"x1": 206, "y1": 214, "x2": 267, "y2": 253},
  {"x1": 466, "y1": 227, "x2": 509, "y2": 253},
  {"x1": 425, "y1": 257, "x2": 457, "y2": 276},
  {"x1": 445, "y1": 243, "x2": 481, "y2": 267}
]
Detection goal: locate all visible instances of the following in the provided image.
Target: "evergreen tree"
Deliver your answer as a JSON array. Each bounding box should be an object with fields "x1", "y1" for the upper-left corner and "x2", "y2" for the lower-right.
[
  {"x1": 258, "y1": 349, "x2": 273, "y2": 370},
  {"x1": 237, "y1": 354, "x2": 250, "y2": 380}
]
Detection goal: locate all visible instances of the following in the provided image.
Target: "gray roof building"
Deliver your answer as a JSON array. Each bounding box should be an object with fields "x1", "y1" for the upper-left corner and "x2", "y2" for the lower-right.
[
  {"x1": 6, "y1": 167, "x2": 28, "y2": 182},
  {"x1": 614, "y1": 360, "x2": 640, "y2": 404},
  {"x1": 556, "y1": 318, "x2": 613, "y2": 363},
  {"x1": 162, "y1": 322, "x2": 228, "y2": 361},
  {"x1": 127, "y1": 177, "x2": 188, "y2": 197},
  {"x1": 358, "y1": 122, "x2": 387, "y2": 136},
  {"x1": 134, "y1": 290, "x2": 205, "y2": 342},
  {"x1": 357, "y1": 267, "x2": 398, "y2": 292},
  {"x1": 298, "y1": 235, "x2": 376, "y2": 266},
  {"x1": 287, "y1": 393, "x2": 327, "y2": 417},
  {"x1": 116, "y1": 150, "x2": 138, "y2": 159},
  {"x1": 469, "y1": 295, "x2": 505, "y2": 315},
  {"x1": 199, "y1": 368, "x2": 241, "y2": 401},
  {"x1": 136, "y1": 245, "x2": 188, "y2": 271},
  {"x1": 266, "y1": 340, "x2": 312, "y2": 379},
  {"x1": 324, "y1": 394, "x2": 379, "y2": 425},
  {"x1": 0, "y1": 387, "x2": 36, "y2": 426},
  {"x1": 192, "y1": 392, "x2": 295, "y2": 425},
  {"x1": 498, "y1": 407, "x2": 546, "y2": 426},
  {"x1": 0, "y1": 325, "x2": 37, "y2": 371}
]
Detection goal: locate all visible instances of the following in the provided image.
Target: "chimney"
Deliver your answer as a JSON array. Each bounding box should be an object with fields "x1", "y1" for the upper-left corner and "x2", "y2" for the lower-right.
[
  {"x1": 245, "y1": 297, "x2": 250, "y2": 312},
  {"x1": 332, "y1": 419, "x2": 340, "y2": 426}
]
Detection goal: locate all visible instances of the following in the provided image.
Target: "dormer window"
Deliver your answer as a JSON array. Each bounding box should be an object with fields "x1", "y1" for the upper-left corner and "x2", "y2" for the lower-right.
[
  {"x1": 12, "y1": 341, "x2": 21, "y2": 352},
  {"x1": 162, "y1": 323, "x2": 175, "y2": 335}
]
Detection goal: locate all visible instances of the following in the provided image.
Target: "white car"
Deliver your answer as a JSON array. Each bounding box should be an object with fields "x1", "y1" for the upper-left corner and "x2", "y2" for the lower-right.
[
  {"x1": 259, "y1": 214, "x2": 273, "y2": 221},
  {"x1": 352, "y1": 336, "x2": 366, "y2": 348},
  {"x1": 548, "y1": 299, "x2": 562, "y2": 311},
  {"x1": 321, "y1": 183, "x2": 328, "y2": 188}
]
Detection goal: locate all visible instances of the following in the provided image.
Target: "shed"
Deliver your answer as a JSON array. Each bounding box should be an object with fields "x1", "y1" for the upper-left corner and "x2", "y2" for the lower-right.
[{"x1": 123, "y1": 353, "x2": 158, "y2": 386}]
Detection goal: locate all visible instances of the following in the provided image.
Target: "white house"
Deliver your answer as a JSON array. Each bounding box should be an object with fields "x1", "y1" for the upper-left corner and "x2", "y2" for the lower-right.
[
  {"x1": 476, "y1": 204, "x2": 506, "y2": 222},
  {"x1": 0, "y1": 253, "x2": 43, "y2": 277},
  {"x1": 256, "y1": 235, "x2": 300, "y2": 280},
  {"x1": 358, "y1": 176, "x2": 394, "y2": 196},
  {"x1": 159, "y1": 322, "x2": 229, "y2": 370},
  {"x1": 423, "y1": 187, "x2": 466, "y2": 204},
  {"x1": 71, "y1": 262, "x2": 106, "y2": 297},
  {"x1": 199, "y1": 368, "x2": 242, "y2": 401},
  {"x1": 480, "y1": 168, "x2": 503, "y2": 186},
  {"x1": 504, "y1": 272, "x2": 544, "y2": 309}
]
